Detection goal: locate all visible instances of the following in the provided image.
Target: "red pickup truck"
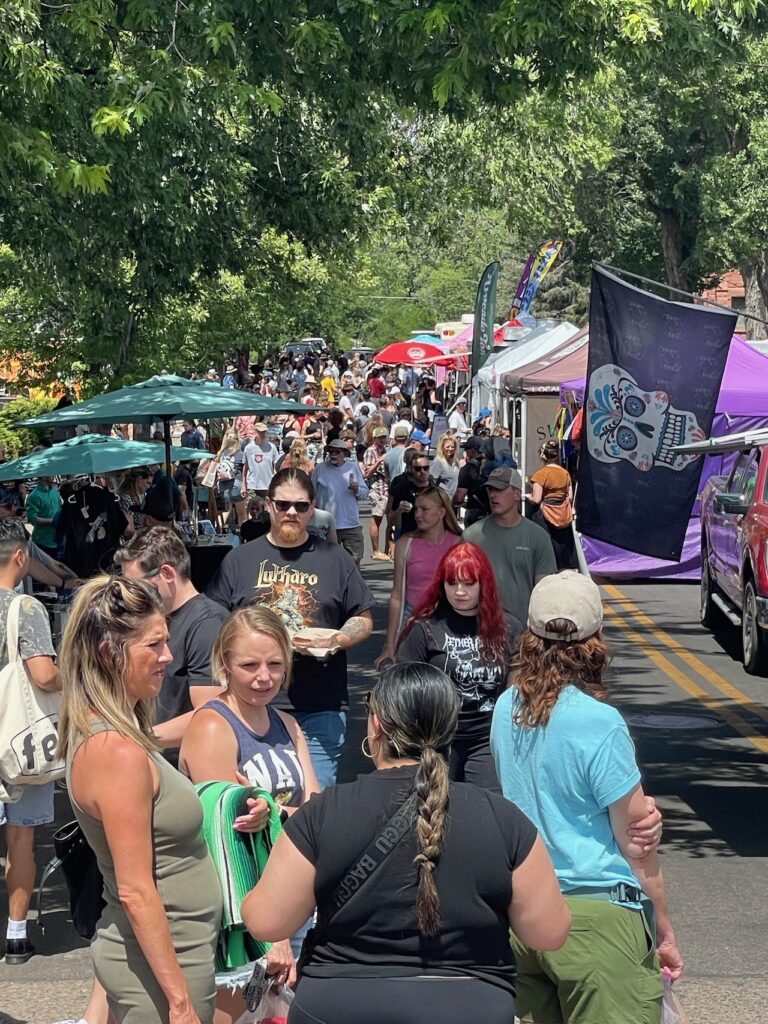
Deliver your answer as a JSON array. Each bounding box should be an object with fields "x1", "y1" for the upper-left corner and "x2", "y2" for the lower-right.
[{"x1": 700, "y1": 442, "x2": 768, "y2": 674}]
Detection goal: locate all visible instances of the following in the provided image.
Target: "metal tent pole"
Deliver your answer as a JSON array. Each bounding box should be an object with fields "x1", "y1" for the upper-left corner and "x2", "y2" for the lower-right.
[{"x1": 162, "y1": 417, "x2": 174, "y2": 517}]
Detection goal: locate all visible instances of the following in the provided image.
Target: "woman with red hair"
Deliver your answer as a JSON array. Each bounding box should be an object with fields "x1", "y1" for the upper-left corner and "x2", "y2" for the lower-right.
[{"x1": 396, "y1": 542, "x2": 521, "y2": 790}]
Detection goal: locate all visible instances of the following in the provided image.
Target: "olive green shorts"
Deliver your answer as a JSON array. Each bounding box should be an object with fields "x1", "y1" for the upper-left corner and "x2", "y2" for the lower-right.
[{"x1": 511, "y1": 896, "x2": 663, "y2": 1024}]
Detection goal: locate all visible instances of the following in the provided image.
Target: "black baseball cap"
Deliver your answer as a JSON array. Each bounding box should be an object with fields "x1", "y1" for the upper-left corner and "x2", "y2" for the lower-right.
[{"x1": 462, "y1": 437, "x2": 484, "y2": 452}]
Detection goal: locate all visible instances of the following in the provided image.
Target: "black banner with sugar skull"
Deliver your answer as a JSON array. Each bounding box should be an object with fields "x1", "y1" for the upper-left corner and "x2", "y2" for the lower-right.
[{"x1": 576, "y1": 266, "x2": 735, "y2": 560}]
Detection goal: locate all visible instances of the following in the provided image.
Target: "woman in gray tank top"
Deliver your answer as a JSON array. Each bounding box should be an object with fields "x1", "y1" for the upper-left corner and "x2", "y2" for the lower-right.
[
  {"x1": 58, "y1": 576, "x2": 222, "y2": 1024},
  {"x1": 180, "y1": 606, "x2": 320, "y2": 1022}
]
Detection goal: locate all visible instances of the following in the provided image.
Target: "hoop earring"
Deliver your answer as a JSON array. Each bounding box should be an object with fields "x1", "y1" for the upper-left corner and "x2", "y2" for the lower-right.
[{"x1": 361, "y1": 735, "x2": 379, "y2": 760}]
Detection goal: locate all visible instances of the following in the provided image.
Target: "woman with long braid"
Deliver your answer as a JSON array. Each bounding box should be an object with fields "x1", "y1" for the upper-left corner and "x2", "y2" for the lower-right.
[{"x1": 242, "y1": 663, "x2": 571, "y2": 1024}]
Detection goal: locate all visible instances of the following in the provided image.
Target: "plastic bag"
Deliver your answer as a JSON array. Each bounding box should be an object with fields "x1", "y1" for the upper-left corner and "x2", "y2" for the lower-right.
[
  {"x1": 234, "y1": 983, "x2": 293, "y2": 1024},
  {"x1": 661, "y1": 977, "x2": 689, "y2": 1024}
]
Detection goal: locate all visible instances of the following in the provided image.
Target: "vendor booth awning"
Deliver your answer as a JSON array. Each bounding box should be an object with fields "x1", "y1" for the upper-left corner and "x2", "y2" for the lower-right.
[
  {"x1": 502, "y1": 326, "x2": 589, "y2": 394},
  {"x1": 476, "y1": 321, "x2": 579, "y2": 389}
]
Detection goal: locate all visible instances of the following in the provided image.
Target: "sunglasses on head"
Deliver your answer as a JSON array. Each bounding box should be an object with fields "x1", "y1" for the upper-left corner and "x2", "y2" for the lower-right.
[{"x1": 271, "y1": 499, "x2": 311, "y2": 513}]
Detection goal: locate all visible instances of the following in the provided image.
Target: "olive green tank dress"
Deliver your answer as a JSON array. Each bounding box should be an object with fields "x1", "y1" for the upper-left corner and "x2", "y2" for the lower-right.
[{"x1": 66, "y1": 721, "x2": 223, "y2": 1024}]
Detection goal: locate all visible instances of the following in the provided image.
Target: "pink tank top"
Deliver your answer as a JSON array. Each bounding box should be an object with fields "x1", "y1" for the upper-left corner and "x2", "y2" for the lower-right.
[{"x1": 406, "y1": 533, "x2": 457, "y2": 609}]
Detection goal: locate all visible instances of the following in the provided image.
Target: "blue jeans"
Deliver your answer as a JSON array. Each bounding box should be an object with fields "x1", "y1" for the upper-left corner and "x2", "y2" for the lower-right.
[
  {"x1": 292, "y1": 711, "x2": 347, "y2": 791},
  {"x1": 0, "y1": 780, "x2": 55, "y2": 826}
]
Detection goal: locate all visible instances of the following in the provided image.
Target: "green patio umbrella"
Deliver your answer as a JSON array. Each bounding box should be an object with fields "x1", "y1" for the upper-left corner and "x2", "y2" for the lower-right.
[
  {"x1": 17, "y1": 374, "x2": 314, "y2": 511},
  {"x1": 0, "y1": 434, "x2": 210, "y2": 483}
]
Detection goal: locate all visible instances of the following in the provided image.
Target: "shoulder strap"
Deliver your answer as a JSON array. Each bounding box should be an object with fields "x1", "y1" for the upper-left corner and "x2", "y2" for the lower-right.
[
  {"x1": 398, "y1": 536, "x2": 413, "y2": 630},
  {"x1": 301, "y1": 788, "x2": 417, "y2": 972},
  {"x1": 325, "y1": 790, "x2": 418, "y2": 917},
  {"x1": 6, "y1": 595, "x2": 24, "y2": 661}
]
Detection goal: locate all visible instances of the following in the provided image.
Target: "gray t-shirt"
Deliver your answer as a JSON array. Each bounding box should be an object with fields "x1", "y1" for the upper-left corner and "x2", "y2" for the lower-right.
[
  {"x1": 463, "y1": 516, "x2": 557, "y2": 626},
  {"x1": 383, "y1": 446, "x2": 406, "y2": 483},
  {"x1": 0, "y1": 589, "x2": 56, "y2": 669},
  {"x1": 308, "y1": 508, "x2": 336, "y2": 541}
]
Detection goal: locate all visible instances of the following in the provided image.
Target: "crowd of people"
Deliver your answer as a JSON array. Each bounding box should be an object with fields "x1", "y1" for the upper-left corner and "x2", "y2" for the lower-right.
[{"x1": 0, "y1": 348, "x2": 683, "y2": 1024}]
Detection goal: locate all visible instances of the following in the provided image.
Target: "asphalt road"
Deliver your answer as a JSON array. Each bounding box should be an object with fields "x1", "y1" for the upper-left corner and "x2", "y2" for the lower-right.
[{"x1": 2, "y1": 564, "x2": 767, "y2": 1023}]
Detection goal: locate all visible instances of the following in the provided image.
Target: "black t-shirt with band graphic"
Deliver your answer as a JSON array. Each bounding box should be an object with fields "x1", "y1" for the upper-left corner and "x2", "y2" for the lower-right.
[
  {"x1": 206, "y1": 535, "x2": 374, "y2": 712},
  {"x1": 397, "y1": 608, "x2": 521, "y2": 738}
]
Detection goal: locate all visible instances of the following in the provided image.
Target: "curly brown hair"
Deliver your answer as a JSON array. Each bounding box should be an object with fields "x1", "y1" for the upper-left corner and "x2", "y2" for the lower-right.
[{"x1": 514, "y1": 618, "x2": 610, "y2": 727}]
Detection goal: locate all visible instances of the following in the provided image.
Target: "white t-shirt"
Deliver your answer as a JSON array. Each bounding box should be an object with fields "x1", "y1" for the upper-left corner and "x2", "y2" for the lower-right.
[
  {"x1": 448, "y1": 410, "x2": 469, "y2": 440},
  {"x1": 339, "y1": 395, "x2": 355, "y2": 420},
  {"x1": 244, "y1": 440, "x2": 278, "y2": 491}
]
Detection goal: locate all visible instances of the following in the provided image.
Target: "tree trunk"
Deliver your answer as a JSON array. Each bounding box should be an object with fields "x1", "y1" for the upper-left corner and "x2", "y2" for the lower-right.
[
  {"x1": 650, "y1": 205, "x2": 691, "y2": 297},
  {"x1": 740, "y1": 261, "x2": 767, "y2": 340},
  {"x1": 114, "y1": 309, "x2": 136, "y2": 381}
]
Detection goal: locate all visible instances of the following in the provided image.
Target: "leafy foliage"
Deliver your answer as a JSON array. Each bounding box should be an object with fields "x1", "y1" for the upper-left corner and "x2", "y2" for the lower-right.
[
  {"x1": 0, "y1": 395, "x2": 57, "y2": 457},
  {"x1": 0, "y1": 0, "x2": 764, "y2": 385}
]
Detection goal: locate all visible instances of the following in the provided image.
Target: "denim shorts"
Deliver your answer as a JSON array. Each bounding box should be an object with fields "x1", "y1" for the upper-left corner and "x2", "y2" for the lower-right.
[{"x1": 0, "y1": 780, "x2": 55, "y2": 827}]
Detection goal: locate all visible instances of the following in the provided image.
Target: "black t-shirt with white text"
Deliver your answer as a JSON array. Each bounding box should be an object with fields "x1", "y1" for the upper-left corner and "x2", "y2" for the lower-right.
[
  {"x1": 397, "y1": 608, "x2": 521, "y2": 738},
  {"x1": 285, "y1": 765, "x2": 537, "y2": 995},
  {"x1": 206, "y1": 535, "x2": 374, "y2": 711}
]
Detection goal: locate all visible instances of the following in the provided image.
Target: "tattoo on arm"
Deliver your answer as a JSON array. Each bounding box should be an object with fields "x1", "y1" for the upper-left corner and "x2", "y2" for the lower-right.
[{"x1": 340, "y1": 614, "x2": 373, "y2": 646}]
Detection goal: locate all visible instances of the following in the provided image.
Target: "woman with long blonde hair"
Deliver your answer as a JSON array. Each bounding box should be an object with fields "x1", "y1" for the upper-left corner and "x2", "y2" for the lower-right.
[
  {"x1": 282, "y1": 436, "x2": 314, "y2": 475},
  {"x1": 215, "y1": 430, "x2": 241, "y2": 528},
  {"x1": 429, "y1": 432, "x2": 460, "y2": 499},
  {"x1": 361, "y1": 411, "x2": 385, "y2": 448},
  {"x1": 58, "y1": 575, "x2": 221, "y2": 1024},
  {"x1": 179, "y1": 605, "x2": 319, "y2": 1019}
]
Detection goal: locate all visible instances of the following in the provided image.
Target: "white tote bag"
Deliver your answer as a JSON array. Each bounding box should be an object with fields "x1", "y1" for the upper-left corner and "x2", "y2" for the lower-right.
[{"x1": 0, "y1": 596, "x2": 64, "y2": 802}]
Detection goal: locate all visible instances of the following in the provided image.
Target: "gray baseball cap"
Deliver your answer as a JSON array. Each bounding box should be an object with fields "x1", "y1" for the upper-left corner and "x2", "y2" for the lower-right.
[{"x1": 482, "y1": 467, "x2": 523, "y2": 490}]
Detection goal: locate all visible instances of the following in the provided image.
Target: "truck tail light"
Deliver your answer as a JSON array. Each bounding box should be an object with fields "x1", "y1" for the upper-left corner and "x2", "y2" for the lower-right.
[{"x1": 761, "y1": 541, "x2": 768, "y2": 593}]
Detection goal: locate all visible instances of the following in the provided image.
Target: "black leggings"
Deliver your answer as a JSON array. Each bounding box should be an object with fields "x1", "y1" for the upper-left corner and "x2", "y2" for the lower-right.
[
  {"x1": 289, "y1": 976, "x2": 515, "y2": 1024},
  {"x1": 449, "y1": 734, "x2": 501, "y2": 793}
]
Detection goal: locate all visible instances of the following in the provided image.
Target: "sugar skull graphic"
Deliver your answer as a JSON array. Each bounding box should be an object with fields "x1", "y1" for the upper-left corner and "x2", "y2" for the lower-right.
[{"x1": 587, "y1": 364, "x2": 705, "y2": 472}]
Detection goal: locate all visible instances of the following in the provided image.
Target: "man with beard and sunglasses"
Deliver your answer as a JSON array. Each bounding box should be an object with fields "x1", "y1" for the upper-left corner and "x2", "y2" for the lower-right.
[{"x1": 207, "y1": 468, "x2": 374, "y2": 788}]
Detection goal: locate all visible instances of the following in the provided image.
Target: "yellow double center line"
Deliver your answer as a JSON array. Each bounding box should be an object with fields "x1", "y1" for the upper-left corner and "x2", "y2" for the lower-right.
[{"x1": 602, "y1": 583, "x2": 768, "y2": 757}]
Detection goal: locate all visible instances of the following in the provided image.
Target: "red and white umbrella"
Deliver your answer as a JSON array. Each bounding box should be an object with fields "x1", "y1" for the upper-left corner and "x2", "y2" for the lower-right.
[
  {"x1": 419, "y1": 351, "x2": 470, "y2": 372},
  {"x1": 374, "y1": 340, "x2": 446, "y2": 365}
]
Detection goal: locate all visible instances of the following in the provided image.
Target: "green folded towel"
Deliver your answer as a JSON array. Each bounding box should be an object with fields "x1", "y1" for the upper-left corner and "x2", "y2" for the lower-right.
[{"x1": 196, "y1": 780, "x2": 283, "y2": 971}]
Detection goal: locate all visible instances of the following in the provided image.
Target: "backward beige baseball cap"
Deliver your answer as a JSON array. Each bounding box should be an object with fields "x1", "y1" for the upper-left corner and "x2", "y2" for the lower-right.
[{"x1": 527, "y1": 570, "x2": 603, "y2": 641}]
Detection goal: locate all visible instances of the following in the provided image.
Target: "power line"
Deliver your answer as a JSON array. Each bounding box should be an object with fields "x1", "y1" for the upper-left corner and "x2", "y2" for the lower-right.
[{"x1": 597, "y1": 263, "x2": 768, "y2": 329}]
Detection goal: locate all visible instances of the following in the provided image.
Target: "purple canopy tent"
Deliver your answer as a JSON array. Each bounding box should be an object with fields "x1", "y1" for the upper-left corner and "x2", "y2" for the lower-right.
[{"x1": 561, "y1": 337, "x2": 768, "y2": 580}]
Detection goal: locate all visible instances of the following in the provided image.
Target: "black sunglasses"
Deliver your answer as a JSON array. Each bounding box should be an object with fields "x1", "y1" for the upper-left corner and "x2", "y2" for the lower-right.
[
  {"x1": 412, "y1": 465, "x2": 430, "y2": 472},
  {"x1": 271, "y1": 499, "x2": 311, "y2": 513},
  {"x1": 364, "y1": 690, "x2": 372, "y2": 713}
]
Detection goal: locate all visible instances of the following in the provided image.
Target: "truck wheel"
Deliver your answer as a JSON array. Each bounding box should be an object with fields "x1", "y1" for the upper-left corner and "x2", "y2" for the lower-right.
[
  {"x1": 742, "y1": 580, "x2": 768, "y2": 675},
  {"x1": 701, "y1": 546, "x2": 726, "y2": 630}
]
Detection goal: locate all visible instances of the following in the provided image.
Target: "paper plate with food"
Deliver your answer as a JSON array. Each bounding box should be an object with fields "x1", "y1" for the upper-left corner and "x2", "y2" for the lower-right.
[{"x1": 291, "y1": 627, "x2": 342, "y2": 659}]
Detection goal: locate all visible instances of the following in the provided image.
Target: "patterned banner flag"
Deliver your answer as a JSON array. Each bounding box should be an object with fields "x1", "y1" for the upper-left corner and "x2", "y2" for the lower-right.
[
  {"x1": 576, "y1": 266, "x2": 735, "y2": 560},
  {"x1": 470, "y1": 261, "x2": 501, "y2": 382},
  {"x1": 511, "y1": 240, "x2": 563, "y2": 319}
]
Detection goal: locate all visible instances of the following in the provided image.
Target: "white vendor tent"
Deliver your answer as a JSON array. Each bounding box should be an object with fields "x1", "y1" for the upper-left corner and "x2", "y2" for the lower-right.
[{"x1": 473, "y1": 320, "x2": 579, "y2": 421}]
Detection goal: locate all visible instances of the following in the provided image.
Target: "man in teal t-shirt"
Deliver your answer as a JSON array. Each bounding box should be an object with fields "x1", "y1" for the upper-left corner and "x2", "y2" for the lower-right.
[{"x1": 25, "y1": 477, "x2": 61, "y2": 559}]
